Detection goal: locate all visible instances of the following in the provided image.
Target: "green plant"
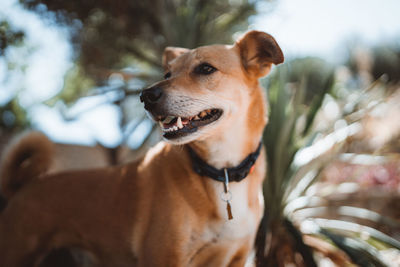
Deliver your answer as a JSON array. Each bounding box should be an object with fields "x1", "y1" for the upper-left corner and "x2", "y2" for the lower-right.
[{"x1": 255, "y1": 58, "x2": 400, "y2": 266}]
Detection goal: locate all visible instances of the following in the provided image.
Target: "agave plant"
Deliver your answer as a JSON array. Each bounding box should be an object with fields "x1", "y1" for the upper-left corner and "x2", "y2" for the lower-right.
[{"x1": 255, "y1": 57, "x2": 400, "y2": 266}]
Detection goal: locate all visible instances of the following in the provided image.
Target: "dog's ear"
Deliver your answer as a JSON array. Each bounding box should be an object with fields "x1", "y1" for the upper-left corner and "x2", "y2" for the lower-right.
[
  {"x1": 236, "y1": 30, "x2": 284, "y2": 78},
  {"x1": 162, "y1": 47, "x2": 190, "y2": 70}
]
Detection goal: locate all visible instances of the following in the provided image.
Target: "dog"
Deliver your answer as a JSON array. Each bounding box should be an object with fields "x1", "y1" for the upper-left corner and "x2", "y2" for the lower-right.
[{"x1": 0, "y1": 30, "x2": 283, "y2": 267}]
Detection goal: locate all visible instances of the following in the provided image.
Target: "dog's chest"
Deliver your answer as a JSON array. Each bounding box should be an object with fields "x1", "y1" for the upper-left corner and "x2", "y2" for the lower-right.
[
  {"x1": 186, "y1": 181, "x2": 260, "y2": 265},
  {"x1": 206, "y1": 180, "x2": 260, "y2": 240}
]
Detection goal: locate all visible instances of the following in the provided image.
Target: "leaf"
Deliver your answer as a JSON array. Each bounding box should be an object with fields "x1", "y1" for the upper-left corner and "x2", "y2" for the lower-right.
[
  {"x1": 284, "y1": 123, "x2": 361, "y2": 202},
  {"x1": 284, "y1": 219, "x2": 318, "y2": 267},
  {"x1": 301, "y1": 220, "x2": 390, "y2": 267},
  {"x1": 337, "y1": 206, "x2": 400, "y2": 230},
  {"x1": 313, "y1": 218, "x2": 400, "y2": 251},
  {"x1": 319, "y1": 228, "x2": 388, "y2": 267},
  {"x1": 284, "y1": 196, "x2": 326, "y2": 215},
  {"x1": 302, "y1": 71, "x2": 335, "y2": 136}
]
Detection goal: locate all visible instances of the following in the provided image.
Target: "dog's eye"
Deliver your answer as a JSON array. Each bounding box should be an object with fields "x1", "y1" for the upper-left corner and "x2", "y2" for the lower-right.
[
  {"x1": 164, "y1": 72, "x2": 171, "y2": 79},
  {"x1": 194, "y1": 63, "x2": 217, "y2": 75}
]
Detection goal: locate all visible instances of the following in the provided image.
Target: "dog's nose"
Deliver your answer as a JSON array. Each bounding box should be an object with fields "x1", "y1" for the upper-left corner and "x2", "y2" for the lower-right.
[{"x1": 140, "y1": 87, "x2": 163, "y2": 104}]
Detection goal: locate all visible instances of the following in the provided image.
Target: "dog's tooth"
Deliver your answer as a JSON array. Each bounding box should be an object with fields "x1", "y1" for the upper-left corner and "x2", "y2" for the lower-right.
[
  {"x1": 173, "y1": 126, "x2": 178, "y2": 131},
  {"x1": 177, "y1": 117, "x2": 183, "y2": 129},
  {"x1": 164, "y1": 126, "x2": 172, "y2": 132},
  {"x1": 194, "y1": 115, "x2": 200, "y2": 120},
  {"x1": 199, "y1": 111, "x2": 207, "y2": 118}
]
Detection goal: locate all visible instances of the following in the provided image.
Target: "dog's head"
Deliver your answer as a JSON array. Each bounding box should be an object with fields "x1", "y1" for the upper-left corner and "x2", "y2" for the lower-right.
[{"x1": 140, "y1": 31, "x2": 283, "y2": 144}]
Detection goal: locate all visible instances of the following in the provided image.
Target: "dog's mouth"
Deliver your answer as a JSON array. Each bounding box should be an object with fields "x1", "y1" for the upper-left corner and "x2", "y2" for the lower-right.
[{"x1": 156, "y1": 109, "x2": 223, "y2": 139}]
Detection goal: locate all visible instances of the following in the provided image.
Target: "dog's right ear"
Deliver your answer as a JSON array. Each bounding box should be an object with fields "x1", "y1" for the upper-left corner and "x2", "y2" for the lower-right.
[
  {"x1": 236, "y1": 30, "x2": 284, "y2": 78},
  {"x1": 162, "y1": 47, "x2": 190, "y2": 70}
]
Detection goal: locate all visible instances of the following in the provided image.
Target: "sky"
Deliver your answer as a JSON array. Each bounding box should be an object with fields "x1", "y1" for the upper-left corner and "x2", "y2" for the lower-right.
[
  {"x1": 253, "y1": 0, "x2": 400, "y2": 61},
  {"x1": 1, "y1": 0, "x2": 400, "y2": 147}
]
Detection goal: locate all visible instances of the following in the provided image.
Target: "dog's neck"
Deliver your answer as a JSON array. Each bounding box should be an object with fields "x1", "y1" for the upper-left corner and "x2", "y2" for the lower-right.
[
  {"x1": 188, "y1": 86, "x2": 266, "y2": 170},
  {"x1": 189, "y1": 128, "x2": 260, "y2": 170}
]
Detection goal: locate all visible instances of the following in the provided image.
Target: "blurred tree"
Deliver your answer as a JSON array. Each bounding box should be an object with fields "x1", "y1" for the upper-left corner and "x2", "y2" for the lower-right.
[
  {"x1": 0, "y1": 20, "x2": 30, "y2": 133},
  {"x1": 371, "y1": 45, "x2": 400, "y2": 83},
  {"x1": 347, "y1": 43, "x2": 400, "y2": 85},
  {"x1": 0, "y1": 98, "x2": 29, "y2": 132},
  {"x1": 20, "y1": 0, "x2": 266, "y2": 103},
  {"x1": 0, "y1": 20, "x2": 24, "y2": 53}
]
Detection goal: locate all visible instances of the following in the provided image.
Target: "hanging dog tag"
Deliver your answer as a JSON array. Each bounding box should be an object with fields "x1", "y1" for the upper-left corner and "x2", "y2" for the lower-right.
[
  {"x1": 226, "y1": 202, "x2": 233, "y2": 220},
  {"x1": 223, "y1": 169, "x2": 233, "y2": 220}
]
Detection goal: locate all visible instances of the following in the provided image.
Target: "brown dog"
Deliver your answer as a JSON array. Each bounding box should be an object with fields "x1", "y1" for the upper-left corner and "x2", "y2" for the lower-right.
[{"x1": 0, "y1": 30, "x2": 283, "y2": 267}]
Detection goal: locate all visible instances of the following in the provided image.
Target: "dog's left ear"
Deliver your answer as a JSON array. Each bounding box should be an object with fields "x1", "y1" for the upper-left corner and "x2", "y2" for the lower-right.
[
  {"x1": 162, "y1": 47, "x2": 190, "y2": 70},
  {"x1": 236, "y1": 30, "x2": 284, "y2": 78}
]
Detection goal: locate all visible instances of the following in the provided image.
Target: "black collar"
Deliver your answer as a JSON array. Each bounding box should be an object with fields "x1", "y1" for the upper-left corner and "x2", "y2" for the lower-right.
[{"x1": 187, "y1": 142, "x2": 262, "y2": 183}]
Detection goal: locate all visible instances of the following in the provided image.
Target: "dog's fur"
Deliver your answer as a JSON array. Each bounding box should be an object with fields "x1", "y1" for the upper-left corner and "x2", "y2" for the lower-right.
[{"x1": 0, "y1": 31, "x2": 283, "y2": 267}]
